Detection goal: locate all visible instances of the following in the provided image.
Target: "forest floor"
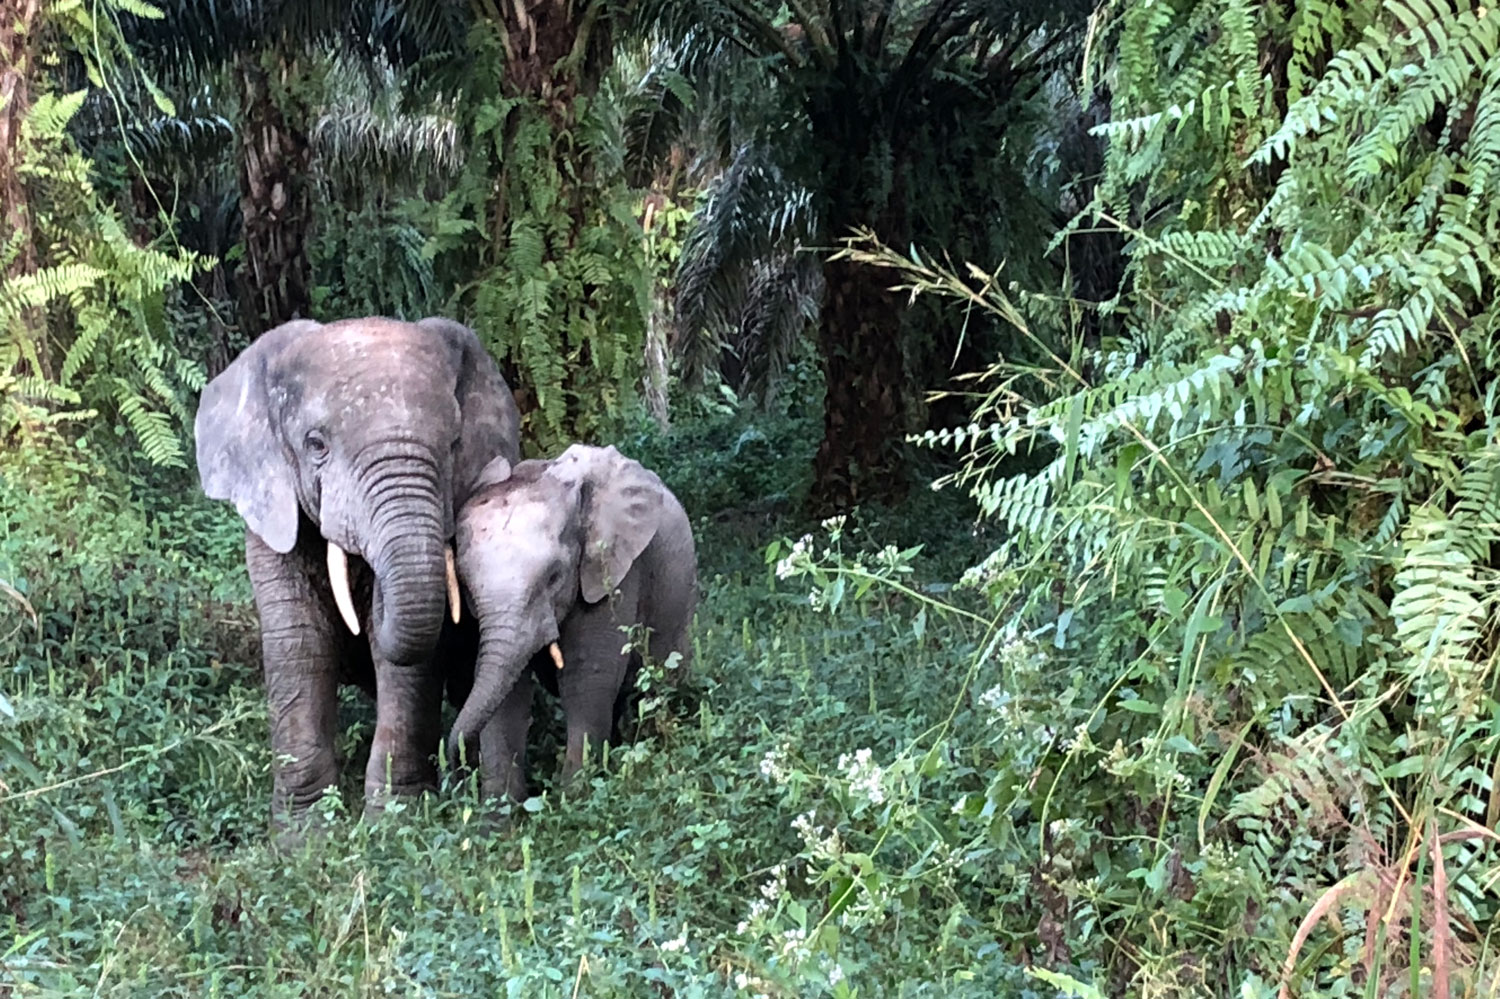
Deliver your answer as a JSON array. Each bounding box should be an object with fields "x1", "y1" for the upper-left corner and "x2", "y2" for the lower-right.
[{"x1": 1, "y1": 417, "x2": 1026, "y2": 998}]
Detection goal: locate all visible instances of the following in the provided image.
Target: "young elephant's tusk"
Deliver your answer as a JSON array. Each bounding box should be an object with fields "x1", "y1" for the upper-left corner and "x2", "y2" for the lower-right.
[
  {"x1": 445, "y1": 546, "x2": 461, "y2": 624},
  {"x1": 549, "y1": 642, "x2": 565, "y2": 671},
  {"x1": 327, "y1": 542, "x2": 361, "y2": 636}
]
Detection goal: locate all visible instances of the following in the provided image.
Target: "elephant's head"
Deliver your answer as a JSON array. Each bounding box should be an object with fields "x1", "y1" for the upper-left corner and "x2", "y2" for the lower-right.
[
  {"x1": 448, "y1": 444, "x2": 667, "y2": 759},
  {"x1": 195, "y1": 317, "x2": 520, "y2": 665}
]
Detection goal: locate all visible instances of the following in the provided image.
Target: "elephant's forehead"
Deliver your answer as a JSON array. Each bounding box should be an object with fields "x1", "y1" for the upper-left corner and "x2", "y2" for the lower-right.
[
  {"x1": 286, "y1": 323, "x2": 448, "y2": 370},
  {"x1": 466, "y1": 494, "x2": 564, "y2": 540},
  {"x1": 277, "y1": 326, "x2": 458, "y2": 422}
]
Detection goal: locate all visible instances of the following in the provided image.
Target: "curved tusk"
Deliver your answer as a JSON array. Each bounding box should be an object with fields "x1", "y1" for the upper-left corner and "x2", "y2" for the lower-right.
[
  {"x1": 445, "y1": 546, "x2": 461, "y2": 624},
  {"x1": 327, "y1": 542, "x2": 361, "y2": 636},
  {"x1": 549, "y1": 642, "x2": 565, "y2": 671}
]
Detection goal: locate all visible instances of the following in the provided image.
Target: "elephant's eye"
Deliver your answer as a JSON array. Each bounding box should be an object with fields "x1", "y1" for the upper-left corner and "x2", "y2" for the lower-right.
[{"x1": 304, "y1": 431, "x2": 329, "y2": 461}]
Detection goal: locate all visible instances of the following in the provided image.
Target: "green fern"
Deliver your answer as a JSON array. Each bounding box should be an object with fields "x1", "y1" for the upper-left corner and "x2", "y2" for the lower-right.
[{"x1": 1, "y1": 0, "x2": 208, "y2": 466}]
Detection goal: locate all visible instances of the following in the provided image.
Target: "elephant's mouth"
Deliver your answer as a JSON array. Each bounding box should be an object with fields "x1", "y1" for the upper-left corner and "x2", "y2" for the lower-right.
[{"x1": 324, "y1": 539, "x2": 463, "y2": 636}]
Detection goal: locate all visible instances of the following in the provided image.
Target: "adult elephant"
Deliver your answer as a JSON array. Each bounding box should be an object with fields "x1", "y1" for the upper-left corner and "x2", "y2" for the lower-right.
[{"x1": 195, "y1": 316, "x2": 520, "y2": 825}]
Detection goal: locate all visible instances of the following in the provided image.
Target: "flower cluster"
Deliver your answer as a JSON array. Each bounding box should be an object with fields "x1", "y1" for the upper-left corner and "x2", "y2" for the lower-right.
[
  {"x1": 735, "y1": 899, "x2": 769, "y2": 936},
  {"x1": 733, "y1": 971, "x2": 772, "y2": 997},
  {"x1": 872, "y1": 543, "x2": 912, "y2": 572},
  {"x1": 760, "y1": 863, "x2": 787, "y2": 900},
  {"x1": 735, "y1": 864, "x2": 787, "y2": 934},
  {"x1": 977, "y1": 683, "x2": 1011, "y2": 721},
  {"x1": 838, "y1": 748, "x2": 887, "y2": 805},
  {"x1": 777, "y1": 925, "x2": 809, "y2": 962},
  {"x1": 775, "y1": 534, "x2": 815, "y2": 579},
  {"x1": 791, "y1": 809, "x2": 842, "y2": 855},
  {"x1": 1058, "y1": 721, "x2": 1095, "y2": 754},
  {"x1": 758, "y1": 742, "x2": 792, "y2": 784}
]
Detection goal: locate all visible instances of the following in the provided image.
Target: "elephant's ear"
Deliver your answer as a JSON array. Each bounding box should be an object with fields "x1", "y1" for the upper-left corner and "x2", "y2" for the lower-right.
[
  {"x1": 560, "y1": 444, "x2": 665, "y2": 604},
  {"x1": 194, "y1": 320, "x2": 318, "y2": 554},
  {"x1": 418, "y1": 317, "x2": 522, "y2": 511}
]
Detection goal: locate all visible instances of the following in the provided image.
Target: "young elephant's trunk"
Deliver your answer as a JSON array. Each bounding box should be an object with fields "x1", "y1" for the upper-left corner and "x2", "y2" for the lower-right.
[{"x1": 449, "y1": 615, "x2": 537, "y2": 767}]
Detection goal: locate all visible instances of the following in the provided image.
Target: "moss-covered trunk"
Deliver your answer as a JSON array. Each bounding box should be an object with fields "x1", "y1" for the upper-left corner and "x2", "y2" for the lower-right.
[
  {"x1": 234, "y1": 50, "x2": 312, "y2": 337},
  {"x1": 1, "y1": 0, "x2": 39, "y2": 282},
  {"x1": 464, "y1": 0, "x2": 644, "y2": 449}
]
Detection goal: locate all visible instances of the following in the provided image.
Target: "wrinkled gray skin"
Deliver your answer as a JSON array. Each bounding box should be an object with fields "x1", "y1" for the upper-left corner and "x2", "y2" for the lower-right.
[
  {"x1": 195, "y1": 317, "x2": 520, "y2": 824},
  {"x1": 449, "y1": 444, "x2": 697, "y2": 801}
]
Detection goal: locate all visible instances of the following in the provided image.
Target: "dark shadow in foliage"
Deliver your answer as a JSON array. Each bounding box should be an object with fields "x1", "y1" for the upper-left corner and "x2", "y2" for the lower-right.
[{"x1": 626, "y1": 0, "x2": 1098, "y2": 514}]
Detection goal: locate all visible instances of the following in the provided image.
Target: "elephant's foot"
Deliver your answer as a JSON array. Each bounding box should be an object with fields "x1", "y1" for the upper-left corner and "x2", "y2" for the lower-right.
[
  {"x1": 363, "y1": 728, "x2": 439, "y2": 819},
  {"x1": 269, "y1": 752, "x2": 343, "y2": 844},
  {"x1": 469, "y1": 798, "x2": 517, "y2": 837},
  {"x1": 361, "y1": 778, "x2": 437, "y2": 822},
  {"x1": 269, "y1": 792, "x2": 343, "y2": 849},
  {"x1": 270, "y1": 813, "x2": 334, "y2": 850}
]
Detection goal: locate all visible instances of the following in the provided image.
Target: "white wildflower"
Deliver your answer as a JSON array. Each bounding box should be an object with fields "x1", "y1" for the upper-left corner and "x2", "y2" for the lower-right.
[
  {"x1": 758, "y1": 743, "x2": 791, "y2": 783},
  {"x1": 829, "y1": 964, "x2": 845, "y2": 986},
  {"x1": 759, "y1": 864, "x2": 786, "y2": 900},
  {"x1": 774, "y1": 534, "x2": 815, "y2": 579},
  {"x1": 778, "y1": 925, "x2": 809, "y2": 961},
  {"x1": 736, "y1": 896, "x2": 770, "y2": 935},
  {"x1": 978, "y1": 683, "x2": 1007, "y2": 714},
  {"x1": 790, "y1": 810, "x2": 841, "y2": 854},
  {"x1": 732, "y1": 971, "x2": 771, "y2": 998},
  {"x1": 838, "y1": 748, "x2": 887, "y2": 805}
]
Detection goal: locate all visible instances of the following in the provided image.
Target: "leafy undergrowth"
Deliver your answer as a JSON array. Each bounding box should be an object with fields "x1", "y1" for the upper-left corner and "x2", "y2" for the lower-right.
[{"x1": 0, "y1": 421, "x2": 1026, "y2": 997}]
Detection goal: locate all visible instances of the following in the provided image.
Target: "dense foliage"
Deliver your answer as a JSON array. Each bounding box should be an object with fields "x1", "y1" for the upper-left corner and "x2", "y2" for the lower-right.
[
  {"x1": 767, "y1": 0, "x2": 1500, "y2": 991},
  {"x1": 9, "y1": 0, "x2": 1500, "y2": 995},
  {"x1": 2, "y1": 1, "x2": 208, "y2": 466},
  {"x1": 634, "y1": 0, "x2": 1098, "y2": 509}
]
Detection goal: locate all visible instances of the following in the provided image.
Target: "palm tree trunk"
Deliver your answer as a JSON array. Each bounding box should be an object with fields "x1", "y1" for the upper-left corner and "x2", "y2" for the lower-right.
[
  {"x1": 234, "y1": 51, "x2": 312, "y2": 337},
  {"x1": 1, "y1": 0, "x2": 42, "y2": 373},
  {"x1": 810, "y1": 255, "x2": 911, "y2": 514},
  {"x1": 0, "y1": 0, "x2": 39, "y2": 282},
  {"x1": 644, "y1": 283, "x2": 671, "y2": 430}
]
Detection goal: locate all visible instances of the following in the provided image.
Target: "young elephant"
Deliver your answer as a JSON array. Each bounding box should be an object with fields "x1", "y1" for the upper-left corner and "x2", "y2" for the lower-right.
[{"x1": 449, "y1": 444, "x2": 697, "y2": 801}]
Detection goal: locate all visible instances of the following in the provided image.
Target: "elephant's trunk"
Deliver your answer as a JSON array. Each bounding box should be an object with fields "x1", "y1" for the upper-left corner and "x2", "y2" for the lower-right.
[
  {"x1": 450, "y1": 614, "x2": 536, "y2": 767},
  {"x1": 362, "y1": 448, "x2": 449, "y2": 666}
]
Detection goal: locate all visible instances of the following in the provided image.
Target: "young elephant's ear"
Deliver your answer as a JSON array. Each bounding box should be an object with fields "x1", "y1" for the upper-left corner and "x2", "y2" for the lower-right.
[
  {"x1": 559, "y1": 444, "x2": 665, "y2": 604},
  {"x1": 194, "y1": 320, "x2": 319, "y2": 553},
  {"x1": 417, "y1": 317, "x2": 523, "y2": 511},
  {"x1": 471, "y1": 455, "x2": 513, "y2": 493}
]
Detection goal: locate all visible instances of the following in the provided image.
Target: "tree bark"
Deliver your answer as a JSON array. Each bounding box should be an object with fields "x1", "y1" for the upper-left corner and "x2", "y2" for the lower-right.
[
  {"x1": 1, "y1": 0, "x2": 42, "y2": 382},
  {"x1": 234, "y1": 51, "x2": 312, "y2": 337},
  {"x1": 809, "y1": 256, "x2": 911, "y2": 514},
  {"x1": 0, "y1": 0, "x2": 39, "y2": 281}
]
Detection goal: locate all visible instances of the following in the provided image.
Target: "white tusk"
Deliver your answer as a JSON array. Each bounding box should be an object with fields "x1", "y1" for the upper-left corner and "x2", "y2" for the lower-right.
[
  {"x1": 327, "y1": 542, "x2": 361, "y2": 636},
  {"x1": 445, "y1": 546, "x2": 461, "y2": 624},
  {"x1": 549, "y1": 642, "x2": 565, "y2": 671}
]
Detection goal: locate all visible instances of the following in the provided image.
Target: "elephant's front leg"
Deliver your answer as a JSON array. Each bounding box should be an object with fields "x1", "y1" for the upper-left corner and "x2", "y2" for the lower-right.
[
  {"x1": 364, "y1": 658, "x2": 444, "y2": 814},
  {"x1": 480, "y1": 669, "x2": 534, "y2": 803},
  {"x1": 559, "y1": 578, "x2": 642, "y2": 780},
  {"x1": 246, "y1": 531, "x2": 342, "y2": 827}
]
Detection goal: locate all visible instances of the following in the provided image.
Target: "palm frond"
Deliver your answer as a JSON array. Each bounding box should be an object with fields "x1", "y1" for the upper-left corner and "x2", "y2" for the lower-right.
[{"x1": 311, "y1": 53, "x2": 463, "y2": 190}]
